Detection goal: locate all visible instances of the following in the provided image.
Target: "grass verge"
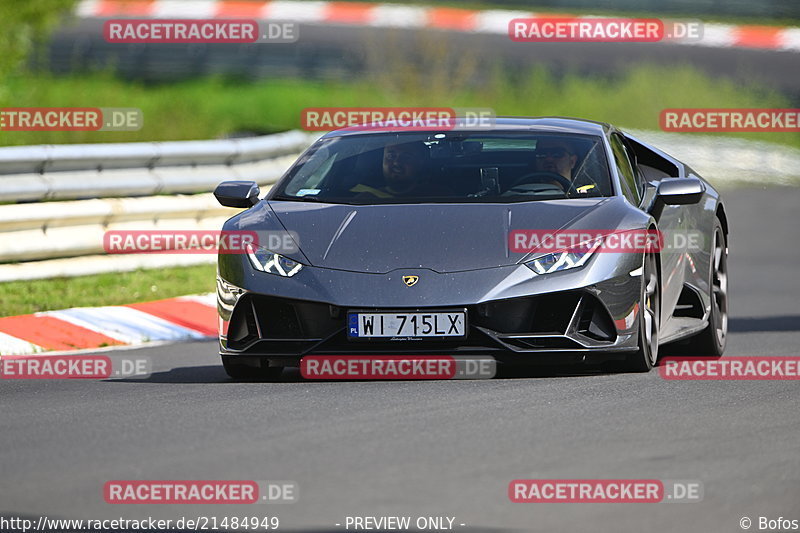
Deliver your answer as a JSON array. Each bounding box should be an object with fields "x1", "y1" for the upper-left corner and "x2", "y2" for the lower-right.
[
  {"x1": 0, "y1": 264, "x2": 215, "y2": 317},
  {"x1": 1, "y1": 63, "x2": 798, "y2": 148}
]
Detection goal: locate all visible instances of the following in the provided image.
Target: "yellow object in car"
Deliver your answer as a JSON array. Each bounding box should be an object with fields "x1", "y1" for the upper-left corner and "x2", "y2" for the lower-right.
[{"x1": 350, "y1": 184, "x2": 394, "y2": 198}]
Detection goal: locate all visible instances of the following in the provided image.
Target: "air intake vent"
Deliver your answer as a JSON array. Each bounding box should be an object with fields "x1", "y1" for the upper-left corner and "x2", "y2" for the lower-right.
[
  {"x1": 577, "y1": 296, "x2": 616, "y2": 342},
  {"x1": 674, "y1": 285, "x2": 704, "y2": 319},
  {"x1": 227, "y1": 296, "x2": 260, "y2": 349}
]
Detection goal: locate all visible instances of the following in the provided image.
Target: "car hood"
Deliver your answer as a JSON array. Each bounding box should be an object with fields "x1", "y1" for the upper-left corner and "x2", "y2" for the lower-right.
[{"x1": 265, "y1": 199, "x2": 620, "y2": 274}]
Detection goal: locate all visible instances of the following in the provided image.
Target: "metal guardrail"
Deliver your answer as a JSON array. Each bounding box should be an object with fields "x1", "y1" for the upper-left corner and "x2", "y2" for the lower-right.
[
  {"x1": 0, "y1": 130, "x2": 319, "y2": 280},
  {"x1": 0, "y1": 128, "x2": 798, "y2": 282},
  {"x1": 0, "y1": 130, "x2": 317, "y2": 202}
]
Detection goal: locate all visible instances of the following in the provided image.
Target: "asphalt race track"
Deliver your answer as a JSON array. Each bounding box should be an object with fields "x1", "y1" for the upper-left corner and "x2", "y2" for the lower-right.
[{"x1": 1, "y1": 186, "x2": 798, "y2": 532}]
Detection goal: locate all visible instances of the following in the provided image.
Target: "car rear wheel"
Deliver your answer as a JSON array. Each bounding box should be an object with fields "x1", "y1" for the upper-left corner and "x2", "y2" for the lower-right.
[
  {"x1": 622, "y1": 251, "x2": 660, "y2": 372},
  {"x1": 222, "y1": 357, "x2": 283, "y2": 381},
  {"x1": 684, "y1": 219, "x2": 728, "y2": 356}
]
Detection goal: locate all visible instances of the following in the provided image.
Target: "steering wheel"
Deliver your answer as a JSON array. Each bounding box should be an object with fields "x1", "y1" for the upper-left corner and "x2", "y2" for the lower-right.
[{"x1": 508, "y1": 172, "x2": 573, "y2": 194}]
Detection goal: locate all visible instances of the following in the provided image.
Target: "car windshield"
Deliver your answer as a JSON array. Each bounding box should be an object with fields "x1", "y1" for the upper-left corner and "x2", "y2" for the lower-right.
[{"x1": 271, "y1": 131, "x2": 613, "y2": 204}]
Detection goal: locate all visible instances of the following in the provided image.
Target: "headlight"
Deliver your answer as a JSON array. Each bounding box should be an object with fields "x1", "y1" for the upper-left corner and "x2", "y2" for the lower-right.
[
  {"x1": 245, "y1": 244, "x2": 303, "y2": 277},
  {"x1": 525, "y1": 238, "x2": 602, "y2": 275}
]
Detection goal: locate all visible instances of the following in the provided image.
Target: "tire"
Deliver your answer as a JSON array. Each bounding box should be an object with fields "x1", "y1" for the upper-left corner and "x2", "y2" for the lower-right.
[
  {"x1": 684, "y1": 219, "x2": 728, "y2": 356},
  {"x1": 621, "y1": 250, "x2": 661, "y2": 372},
  {"x1": 222, "y1": 357, "x2": 283, "y2": 382}
]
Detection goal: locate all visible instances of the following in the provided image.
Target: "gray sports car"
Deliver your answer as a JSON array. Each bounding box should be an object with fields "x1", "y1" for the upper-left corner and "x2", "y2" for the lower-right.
[{"x1": 213, "y1": 117, "x2": 728, "y2": 379}]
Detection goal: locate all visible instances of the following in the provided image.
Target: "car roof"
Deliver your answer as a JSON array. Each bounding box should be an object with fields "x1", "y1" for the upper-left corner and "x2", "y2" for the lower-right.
[{"x1": 321, "y1": 116, "x2": 612, "y2": 138}]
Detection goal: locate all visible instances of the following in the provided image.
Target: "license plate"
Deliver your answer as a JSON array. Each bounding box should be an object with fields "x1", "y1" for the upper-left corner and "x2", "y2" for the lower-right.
[{"x1": 347, "y1": 311, "x2": 467, "y2": 339}]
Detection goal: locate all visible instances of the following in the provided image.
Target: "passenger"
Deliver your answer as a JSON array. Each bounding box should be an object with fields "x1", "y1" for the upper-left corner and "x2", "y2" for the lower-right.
[{"x1": 533, "y1": 138, "x2": 596, "y2": 194}]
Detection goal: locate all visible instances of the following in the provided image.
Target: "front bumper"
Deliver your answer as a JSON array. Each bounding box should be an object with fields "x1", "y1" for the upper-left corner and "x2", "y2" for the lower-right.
[{"x1": 217, "y1": 252, "x2": 644, "y2": 365}]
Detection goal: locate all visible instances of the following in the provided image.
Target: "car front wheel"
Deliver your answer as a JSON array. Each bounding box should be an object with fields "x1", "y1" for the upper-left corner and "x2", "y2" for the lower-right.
[
  {"x1": 622, "y1": 251, "x2": 661, "y2": 372},
  {"x1": 684, "y1": 219, "x2": 728, "y2": 356}
]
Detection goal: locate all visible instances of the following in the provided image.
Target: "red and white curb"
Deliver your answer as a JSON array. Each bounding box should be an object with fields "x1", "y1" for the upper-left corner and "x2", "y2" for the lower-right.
[
  {"x1": 76, "y1": 0, "x2": 800, "y2": 52},
  {"x1": 0, "y1": 294, "x2": 216, "y2": 356}
]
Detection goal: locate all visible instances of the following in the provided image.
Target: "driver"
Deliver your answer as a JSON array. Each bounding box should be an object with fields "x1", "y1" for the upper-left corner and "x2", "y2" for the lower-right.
[
  {"x1": 533, "y1": 139, "x2": 596, "y2": 194},
  {"x1": 350, "y1": 141, "x2": 449, "y2": 198},
  {"x1": 535, "y1": 139, "x2": 578, "y2": 180}
]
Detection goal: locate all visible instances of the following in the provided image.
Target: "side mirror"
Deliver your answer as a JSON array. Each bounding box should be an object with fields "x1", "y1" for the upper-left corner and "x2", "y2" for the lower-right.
[
  {"x1": 650, "y1": 177, "x2": 705, "y2": 219},
  {"x1": 214, "y1": 181, "x2": 260, "y2": 208}
]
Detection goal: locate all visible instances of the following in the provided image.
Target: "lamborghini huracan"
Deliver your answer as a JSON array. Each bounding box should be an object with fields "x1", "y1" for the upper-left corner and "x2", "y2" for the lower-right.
[{"x1": 213, "y1": 117, "x2": 728, "y2": 379}]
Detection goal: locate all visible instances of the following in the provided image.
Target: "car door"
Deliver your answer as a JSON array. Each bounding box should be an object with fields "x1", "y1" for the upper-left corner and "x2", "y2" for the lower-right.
[
  {"x1": 680, "y1": 166, "x2": 718, "y2": 313},
  {"x1": 610, "y1": 133, "x2": 684, "y2": 327}
]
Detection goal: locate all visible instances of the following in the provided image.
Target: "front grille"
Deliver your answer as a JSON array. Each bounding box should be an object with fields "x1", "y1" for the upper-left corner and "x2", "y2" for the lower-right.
[
  {"x1": 227, "y1": 290, "x2": 617, "y2": 354},
  {"x1": 312, "y1": 327, "x2": 501, "y2": 355},
  {"x1": 470, "y1": 293, "x2": 581, "y2": 335},
  {"x1": 227, "y1": 294, "x2": 342, "y2": 350}
]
